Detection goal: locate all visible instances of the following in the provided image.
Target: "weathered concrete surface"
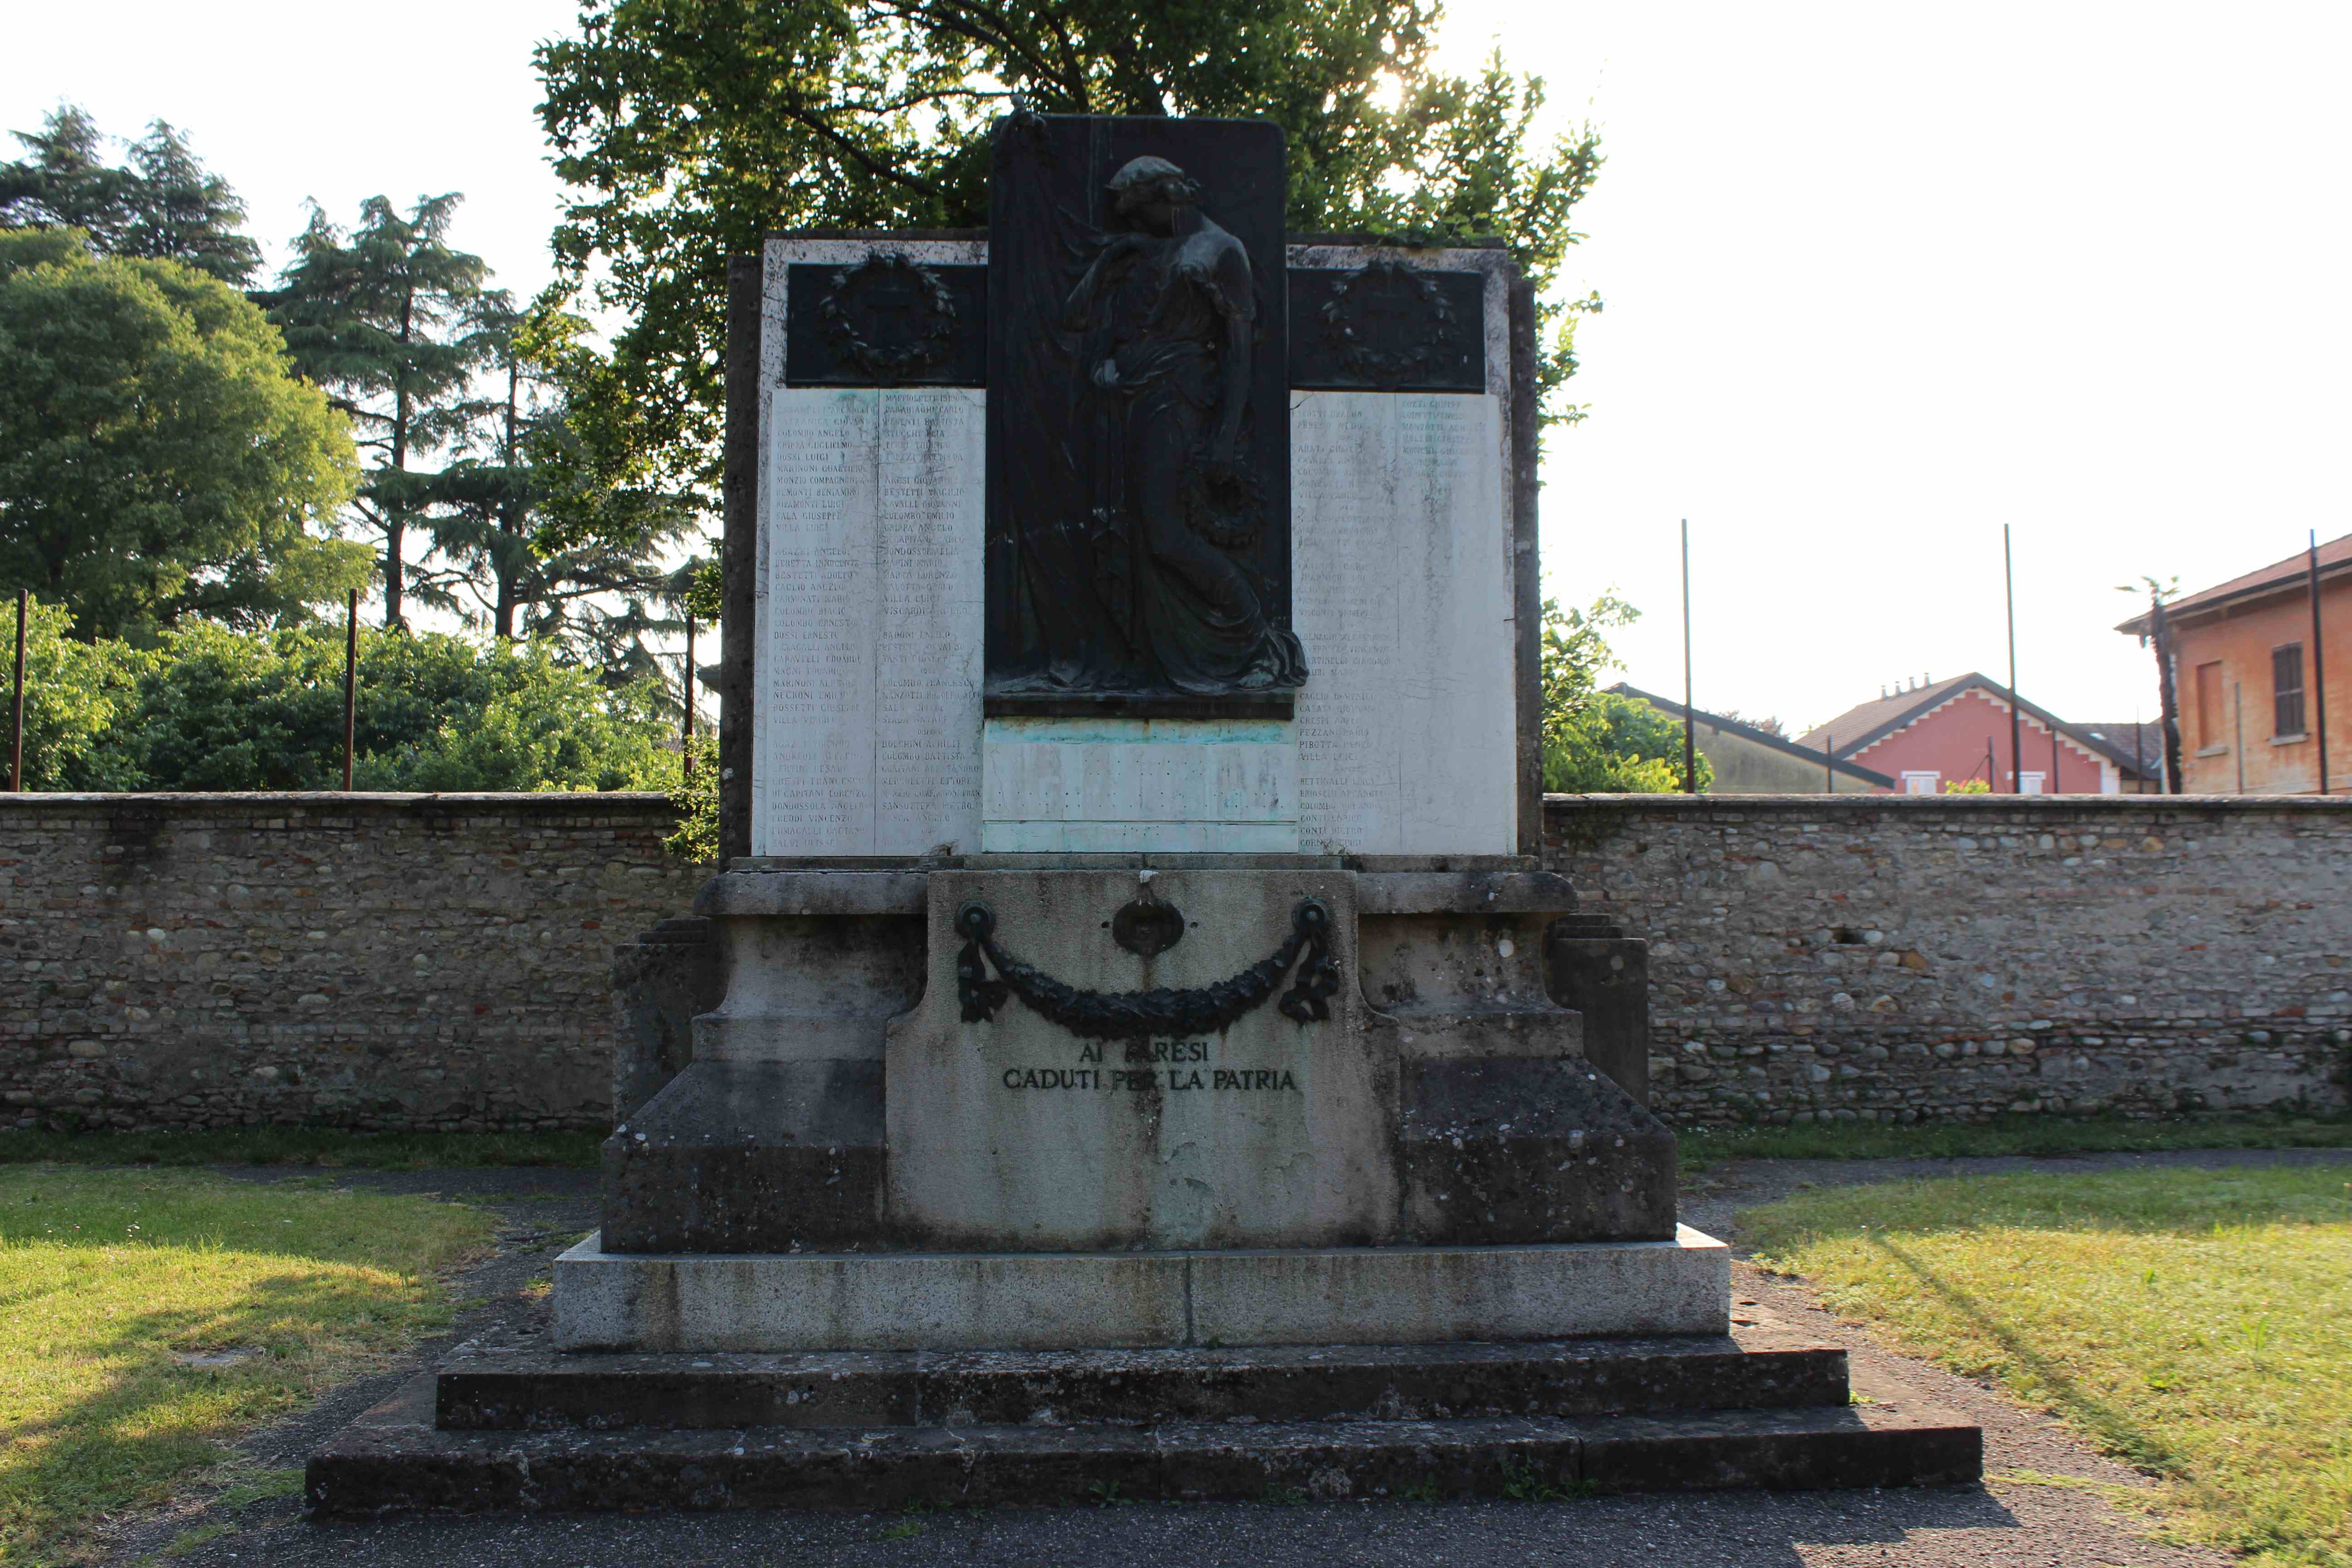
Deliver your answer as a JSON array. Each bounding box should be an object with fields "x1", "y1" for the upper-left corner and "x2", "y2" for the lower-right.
[
  {"x1": 1186, "y1": 1229, "x2": 1727, "y2": 1345},
  {"x1": 611, "y1": 918, "x2": 720, "y2": 1123},
  {"x1": 309, "y1": 1378, "x2": 1974, "y2": 1515},
  {"x1": 1399, "y1": 1058, "x2": 1677, "y2": 1243},
  {"x1": 1543, "y1": 794, "x2": 2352, "y2": 1124},
  {"x1": 686, "y1": 908, "x2": 925, "y2": 1063},
  {"x1": 885, "y1": 868, "x2": 1397, "y2": 1251},
  {"x1": 0, "y1": 792, "x2": 696, "y2": 1134},
  {"x1": 1546, "y1": 914, "x2": 1651, "y2": 1104},
  {"x1": 554, "y1": 1237, "x2": 1192, "y2": 1352},
  {"x1": 552, "y1": 1230, "x2": 1730, "y2": 1352},
  {"x1": 600, "y1": 1060, "x2": 885, "y2": 1253},
  {"x1": 435, "y1": 1331, "x2": 1848, "y2": 1431}
]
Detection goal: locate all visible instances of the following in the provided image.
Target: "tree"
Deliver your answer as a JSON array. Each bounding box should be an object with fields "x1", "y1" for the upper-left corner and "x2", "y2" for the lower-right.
[
  {"x1": 0, "y1": 229, "x2": 368, "y2": 640},
  {"x1": 431, "y1": 299, "x2": 706, "y2": 671},
  {"x1": 1538, "y1": 592, "x2": 1711, "y2": 794},
  {"x1": 531, "y1": 0, "x2": 1602, "y2": 543},
  {"x1": 0, "y1": 105, "x2": 262, "y2": 285},
  {"x1": 115, "y1": 621, "x2": 682, "y2": 792},
  {"x1": 2, "y1": 596, "x2": 152, "y2": 789},
  {"x1": 264, "y1": 194, "x2": 495, "y2": 628}
]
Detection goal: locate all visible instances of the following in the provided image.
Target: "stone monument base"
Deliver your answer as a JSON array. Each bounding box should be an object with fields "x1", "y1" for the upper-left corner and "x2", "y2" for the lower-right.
[
  {"x1": 305, "y1": 1303, "x2": 1982, "y2": 1514},
  {"x1": 550, "y1": 1229, "x2": 1731, "y2": 1352}
]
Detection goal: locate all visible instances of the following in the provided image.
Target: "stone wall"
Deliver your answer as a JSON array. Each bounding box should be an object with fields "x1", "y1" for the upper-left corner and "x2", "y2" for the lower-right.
[
  {"x1": 0, "y1": 794, "x2": 698, "y2": 1133},
  {"x1": 6, "y1": 790, "x2": 2347, "y2": 1136},
  {"x1": 1541, "y1": 794, "x2": 2352, "y2": 1125}
]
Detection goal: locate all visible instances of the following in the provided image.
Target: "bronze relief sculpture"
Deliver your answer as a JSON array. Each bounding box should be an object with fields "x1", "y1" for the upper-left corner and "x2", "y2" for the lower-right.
[{"x1": 985, "y1": 115, "x2": 1303, "y2": 707}]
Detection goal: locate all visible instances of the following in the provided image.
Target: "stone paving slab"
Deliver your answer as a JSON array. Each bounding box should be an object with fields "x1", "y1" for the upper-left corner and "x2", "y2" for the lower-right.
[
  {"x1": 307, "y1": 1372, "x2": 1976, "y2": 1515},
  {"x1": 434, "y1": 1320, "x2": 1848, "y2": 1430}
]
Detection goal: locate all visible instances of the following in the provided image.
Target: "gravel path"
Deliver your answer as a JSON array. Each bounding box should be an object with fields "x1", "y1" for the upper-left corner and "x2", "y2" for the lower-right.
[{"x1": 99, "y1": 1152, "x2": 2352, "y2": 1567}]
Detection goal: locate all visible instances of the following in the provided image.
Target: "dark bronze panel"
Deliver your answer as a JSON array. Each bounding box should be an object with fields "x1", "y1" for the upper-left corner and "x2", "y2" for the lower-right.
[
  {"x1": 984, "y1": 113, "x2": 1302, "y2": 713},
  {"x1": 1286, "y1": 262, "x2": 1488, "y2": 392},
  {"x1": 782, "y1": 258, "x2": 988, "y2": 387}
]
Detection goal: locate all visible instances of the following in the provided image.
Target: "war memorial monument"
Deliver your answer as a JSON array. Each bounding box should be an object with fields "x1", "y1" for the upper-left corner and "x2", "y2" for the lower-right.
[{"x1": 309, "y1": 113, "x2": 1980, "y2": 1511}]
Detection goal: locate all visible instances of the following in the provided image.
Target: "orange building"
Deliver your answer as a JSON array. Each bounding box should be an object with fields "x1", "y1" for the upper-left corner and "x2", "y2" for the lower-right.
[{"x1": 2116, "y1": 532, "x2": 2349, "y2": 794}]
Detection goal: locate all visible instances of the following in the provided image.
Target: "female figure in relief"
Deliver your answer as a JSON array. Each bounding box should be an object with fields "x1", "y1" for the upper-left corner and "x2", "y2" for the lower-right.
[{"x1": 1062, "y1": 156, "x2": 1306, "y2": 695}]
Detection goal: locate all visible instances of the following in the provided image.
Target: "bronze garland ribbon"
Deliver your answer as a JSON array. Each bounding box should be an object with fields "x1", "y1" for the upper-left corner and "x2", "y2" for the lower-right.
[{"x1": 955, "y1": 898, "x2": 1337, "y2": 1039}]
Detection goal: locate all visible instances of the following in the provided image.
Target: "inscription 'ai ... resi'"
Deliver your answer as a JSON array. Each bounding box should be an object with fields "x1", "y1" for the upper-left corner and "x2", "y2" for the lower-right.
[{"x1": 998, "y1": 1038, "x2": 1299, "y2": 1094}]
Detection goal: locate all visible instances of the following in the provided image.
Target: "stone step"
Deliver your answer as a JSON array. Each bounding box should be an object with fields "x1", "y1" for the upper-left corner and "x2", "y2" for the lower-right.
[
  {"x1": 309, "y1": 1372, "x2": 1980, "y2": 1515},
  {"x1": 437, "y1": 1326, "x2": 1849, "y2": 1432}
]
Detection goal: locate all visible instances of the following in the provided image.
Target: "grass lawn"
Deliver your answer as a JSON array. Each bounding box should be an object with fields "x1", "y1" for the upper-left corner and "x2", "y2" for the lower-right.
[
  {"x1": 0, "y1": 1126, "x2": 604, "y2": 1171},
  {"x1": 1677, "y1": 1112, "x2": 2352, "y2": 1174},
  {"x1": 0, "y1": 1166, "x2": 496, "y2": 1566},
  {"x1": 1746, "y1": 1165, "x2": 2352, "y2": 1568}
]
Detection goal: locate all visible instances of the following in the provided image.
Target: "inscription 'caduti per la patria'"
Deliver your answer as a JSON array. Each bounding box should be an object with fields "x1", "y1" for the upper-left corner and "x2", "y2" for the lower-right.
[{"x1": 999, "y1": 1038, "x2": 1300, "y2": 1094}]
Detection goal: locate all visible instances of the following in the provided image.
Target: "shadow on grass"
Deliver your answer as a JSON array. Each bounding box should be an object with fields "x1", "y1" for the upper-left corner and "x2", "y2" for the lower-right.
[
  {"x1": 1865, "y1": 1232, "x2": 2177, "y2": 1479},
  {"x1": 1, "y1": 1262, "x2": 449, "y2": 1559}
]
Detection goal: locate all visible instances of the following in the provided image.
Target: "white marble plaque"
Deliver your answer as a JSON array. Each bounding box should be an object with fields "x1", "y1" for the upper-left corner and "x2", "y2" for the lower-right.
[
  {"x1": 751, "y1": 240, "x2": 1520, "y2": 859},
  {"x1": 1291, "y1": 391, "x2": 1516, "y2": 855},
  {"x1": 980, "y1": 717, "x2": 1300, "y2": 853},
  {"x1": 753, "y1": 385, "x2": 985, "y2": 856}
]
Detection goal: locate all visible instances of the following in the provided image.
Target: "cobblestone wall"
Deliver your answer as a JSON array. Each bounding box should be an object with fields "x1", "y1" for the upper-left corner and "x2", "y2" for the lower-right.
[
  {"x1": 1542, "y1": 794, "x2": 2352, "y2": 1125},
  {"x1": 0, "y1": 794, "x2": 697, "y2": 1133},
  {"x1": 7, "y1": 792, "x2": 2346, "y2": 1135}
]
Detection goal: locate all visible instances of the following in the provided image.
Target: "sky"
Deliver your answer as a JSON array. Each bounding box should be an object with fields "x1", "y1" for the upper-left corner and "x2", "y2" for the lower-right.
[{"x1": 7, "y1": 1, "x2": 2348, "y2": 734}]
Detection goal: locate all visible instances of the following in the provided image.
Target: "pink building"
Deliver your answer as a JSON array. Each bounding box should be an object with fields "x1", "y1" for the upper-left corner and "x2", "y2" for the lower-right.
[{"x1": 1794, "y1": 674, "x2": 2152, "y2": 794}]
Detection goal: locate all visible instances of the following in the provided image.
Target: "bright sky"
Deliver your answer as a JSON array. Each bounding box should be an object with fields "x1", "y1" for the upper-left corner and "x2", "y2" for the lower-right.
[{"x1": 8, "y1": 1, "x2": 2347, "y2": 732}]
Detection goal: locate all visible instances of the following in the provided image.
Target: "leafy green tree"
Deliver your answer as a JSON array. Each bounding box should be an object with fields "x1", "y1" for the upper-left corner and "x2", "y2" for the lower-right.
[
  {"x1": 117, "y1": 622, "x2": 681, "y2": 791},
  {"x1": 0, "y1": 228, "x2": 367, "y2": 640},
  {"x1": 0, "y1": 106, "x2": 262, "y2": 285},
  {"x1": 1539, "y1": 592, "x2": 1710, "y2": 794},
  {"x1": 367, "y1": 656, "x2": 680, "y2": 791},
  {"x1": 263, "y1": 194, "x2": 496, "y2": 628},
  {"x1": 432, "y1": 299, "x2": 706, "y2": 678},
  {"x1": 531, "y1": 0, "x2": 1602, "y2": 541},
  {"x1": 664, "y1": 730, "x2": 720, "y2": 861},
  {"x1": 3, "y1": 596, "x2": 152, "y2": 789}
]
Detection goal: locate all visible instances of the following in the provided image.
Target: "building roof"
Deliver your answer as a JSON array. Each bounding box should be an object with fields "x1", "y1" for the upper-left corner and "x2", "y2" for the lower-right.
[
  {"x1": 1791, "y1": 675, "x2": 1977, "y2": 759},
  {"x1": 2077, "y1": 720, "x2": 2164, "y2": 778},
  {"x1": 1613, "y1": 684, "x2": 1896, "y2": 788},
  {"x1": 2115, "y1": 530, "x2": 2352, "y2": 636},
  {"x1": 1791, "y1": 672, "x2": 2148, "y2": 777}
]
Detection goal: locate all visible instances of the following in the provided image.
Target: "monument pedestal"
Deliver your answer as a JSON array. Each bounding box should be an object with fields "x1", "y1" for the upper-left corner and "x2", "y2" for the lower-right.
[
  {"x1": 306, "y1": 118, "x2": 1980, "y2": 1512},
  {"x1": 307, "y1": 1304, "x2": 1982, "y2": 1515},
  {"x1": 307, "y1": 861, "x2": 1982, "y2": 1514},
  {"x1": 551, "y1": 1230, "x2": 1731, "y2": 1353}
]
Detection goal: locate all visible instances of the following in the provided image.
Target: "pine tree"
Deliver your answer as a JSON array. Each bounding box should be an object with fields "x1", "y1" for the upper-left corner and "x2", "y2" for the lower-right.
[
  {"x1": 263, "y1": 195, "x2": 495, "y2": 627},
  {"x1": 435, "y1": 299, "x2": 704, "y2": 680},
  {"x1": 116, "y1": 121, "x2": 264, "y2": 285},
  {"x1": 0, "y1": 106, "x2": 261, "y2": 285}
]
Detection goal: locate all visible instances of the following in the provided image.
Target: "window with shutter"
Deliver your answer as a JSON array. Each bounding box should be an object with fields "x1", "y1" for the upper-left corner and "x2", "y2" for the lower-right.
[{"x1": 2274, "y1": 644, "x2": 2306, "y2": 737}]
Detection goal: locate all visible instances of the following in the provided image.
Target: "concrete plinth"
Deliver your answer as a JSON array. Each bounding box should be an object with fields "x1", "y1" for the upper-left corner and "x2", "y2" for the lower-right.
[{"x1": 552, "y1": 1227, "x2": 1730, "y2": 1353}]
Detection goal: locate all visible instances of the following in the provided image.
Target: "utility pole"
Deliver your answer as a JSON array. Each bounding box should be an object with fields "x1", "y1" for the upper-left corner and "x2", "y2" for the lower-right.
[
  {"x1": 2233, "y1": 681, "x2": 2244, "y2": 794},
  {"x1": 683, "y1": 612, "x2": 697, "y2": 779},
  {"x1": 1823, "y1": 732, "x2": 1833, "y2": 794},
  {"x1": 2312, "y1": 530, "x2": 2331, "y2": 795},
  {"x1": 1681, "y1": 519, "x2": 1696, "y2": 794},
  {"x1": 2152, "y1": 591, "x2": 2184, "y2": 794},
  {"x1": 342, "y1": 589, "x2": 358, "y2": 791},
  {"x1": 9, "y1": 590, "x2": 24, "y2": 793},
  {"x1": 2004, "y1": 524, "x2": 2022, "y2": 792}
]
